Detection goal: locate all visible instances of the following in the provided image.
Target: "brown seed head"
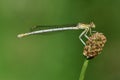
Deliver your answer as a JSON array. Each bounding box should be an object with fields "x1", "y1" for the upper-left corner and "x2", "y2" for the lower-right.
[{"x1": 83, "y1": 32, "x2": 107, "y2": 59}]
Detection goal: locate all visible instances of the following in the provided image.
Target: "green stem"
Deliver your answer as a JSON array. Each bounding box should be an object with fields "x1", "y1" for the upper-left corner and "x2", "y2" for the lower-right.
[{"x1": 79, "y1": 59, "x2": 89, "y2": 80}]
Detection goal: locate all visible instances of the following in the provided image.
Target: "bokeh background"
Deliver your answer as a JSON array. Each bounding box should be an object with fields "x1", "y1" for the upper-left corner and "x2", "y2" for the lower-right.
[{"x1": 0, "y1": 0, "x2": 120, "y2": 80}]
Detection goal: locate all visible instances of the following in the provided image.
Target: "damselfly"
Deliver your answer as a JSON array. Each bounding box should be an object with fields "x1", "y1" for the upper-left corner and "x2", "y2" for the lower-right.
[{"x1": 17, "y1": 22, "x2": 95, "y2": 45}]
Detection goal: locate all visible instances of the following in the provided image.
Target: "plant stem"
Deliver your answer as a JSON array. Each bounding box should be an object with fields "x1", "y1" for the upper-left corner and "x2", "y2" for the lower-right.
[{"x1": 79, "y1": 59, "x2": 89, "y2": 80}]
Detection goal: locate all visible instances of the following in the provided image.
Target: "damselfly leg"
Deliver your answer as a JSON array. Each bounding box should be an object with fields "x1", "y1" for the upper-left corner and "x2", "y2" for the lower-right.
[{"x1": 79, "y1": 28, "x2": 89, "y2": 46}]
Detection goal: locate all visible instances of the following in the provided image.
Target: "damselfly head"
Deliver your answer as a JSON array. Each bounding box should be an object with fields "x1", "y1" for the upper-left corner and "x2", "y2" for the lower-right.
[{"x1": 90, "y1": 22, "x2": 95, "y2": 28}]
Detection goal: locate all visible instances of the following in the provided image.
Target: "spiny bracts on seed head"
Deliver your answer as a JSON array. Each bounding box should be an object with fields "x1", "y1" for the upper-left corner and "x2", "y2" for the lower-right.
[{"x1": 83, "y1": 32, "x2": 107, "y2": 59}]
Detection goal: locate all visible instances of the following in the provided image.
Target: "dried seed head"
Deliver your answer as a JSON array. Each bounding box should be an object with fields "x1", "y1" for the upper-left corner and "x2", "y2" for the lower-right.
[{"x1": 83, "y1": 32, "x2": 107, "y2": 59}]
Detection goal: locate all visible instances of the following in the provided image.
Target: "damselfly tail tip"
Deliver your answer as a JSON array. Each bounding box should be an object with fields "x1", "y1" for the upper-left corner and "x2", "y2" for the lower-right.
[{"x1": 17, "y1": 33, "x2": 28, "y2": 38}]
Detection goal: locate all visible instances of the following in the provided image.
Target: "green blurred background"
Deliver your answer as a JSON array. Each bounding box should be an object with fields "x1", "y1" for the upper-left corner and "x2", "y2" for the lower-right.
[{"x1": 0, "y1": 0, "x2": 120, "y2": 80}]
